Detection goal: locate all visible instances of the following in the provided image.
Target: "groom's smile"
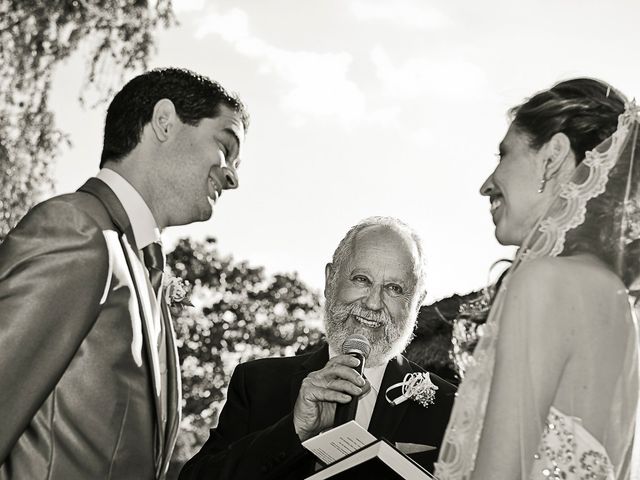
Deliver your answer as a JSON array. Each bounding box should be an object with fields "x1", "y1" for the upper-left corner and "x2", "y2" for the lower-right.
[
  {"x1": 166, "y1": 105, "x2": 245, "y2": 224},
  {"x1": 207, "y1": 176, "x2": 222, "y2": 203}
]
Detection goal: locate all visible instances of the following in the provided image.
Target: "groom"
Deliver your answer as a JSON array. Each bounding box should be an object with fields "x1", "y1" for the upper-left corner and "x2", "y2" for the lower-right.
[
  {"x1": 180, "y1": 217, "x2": 457, "y2": 479},
  {"x1": 0, "y1": 68, "x2": 248, "y2": 479}
]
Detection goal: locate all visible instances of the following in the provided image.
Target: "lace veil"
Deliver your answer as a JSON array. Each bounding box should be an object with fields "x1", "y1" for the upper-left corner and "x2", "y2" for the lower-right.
[{"x1": 435, "y1": 105, "x2": 640, "y2": 479}]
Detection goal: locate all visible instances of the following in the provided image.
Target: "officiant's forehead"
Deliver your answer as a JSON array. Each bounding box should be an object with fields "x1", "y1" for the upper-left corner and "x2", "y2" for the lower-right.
[{"x1": 344, "y1": 226, "x2": 419, "y2": 281}]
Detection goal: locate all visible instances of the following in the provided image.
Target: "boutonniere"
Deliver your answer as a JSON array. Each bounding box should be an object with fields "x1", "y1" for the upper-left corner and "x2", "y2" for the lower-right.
[
  {"x1": 385, "y1": 372, "x2": 438, "y2": 408},
  {"x1": 164, "y1": 275, "x2": 193, "y2": 308}
]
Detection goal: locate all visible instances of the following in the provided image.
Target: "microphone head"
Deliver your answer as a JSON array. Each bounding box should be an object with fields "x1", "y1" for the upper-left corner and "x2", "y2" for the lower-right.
[{"x1": 341, "y1": 334, "x2": 371, "y2": 359}]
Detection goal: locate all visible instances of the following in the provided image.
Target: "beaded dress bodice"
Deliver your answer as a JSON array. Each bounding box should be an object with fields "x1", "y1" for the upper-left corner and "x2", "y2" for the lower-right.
[{"x1": 532, "y1": 406, "x2": 614, "y2": 480}]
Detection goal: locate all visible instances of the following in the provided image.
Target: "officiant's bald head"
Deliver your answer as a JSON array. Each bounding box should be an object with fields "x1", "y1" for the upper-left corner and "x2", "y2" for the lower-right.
[{"x1": 323, "y1": 217, "x2": 427, "y2": 366}]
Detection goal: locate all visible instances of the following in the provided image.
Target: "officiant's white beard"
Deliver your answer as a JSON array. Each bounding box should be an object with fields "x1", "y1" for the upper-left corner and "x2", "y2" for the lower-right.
[{"x1": 323, "y1": 282, "x2": 416, "y2": 367}]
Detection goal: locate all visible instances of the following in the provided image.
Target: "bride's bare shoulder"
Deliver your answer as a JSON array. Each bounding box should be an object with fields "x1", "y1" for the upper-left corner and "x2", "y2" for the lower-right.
[
  {"x1": 506, "y1": 256, "x2": 631, "y2": 335},
  {"x1": 509, "y1": 255, "x2": 625, "y2": 293}
]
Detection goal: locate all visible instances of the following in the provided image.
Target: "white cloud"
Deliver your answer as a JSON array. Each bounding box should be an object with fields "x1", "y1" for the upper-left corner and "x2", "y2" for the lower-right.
[
  {"x1": 370, "y1": 46, "x2": 487, "y2": 100},
  {"x1": 195, "y1": 9, "x2": 365, "y2": 126},
  {"x1": 171, "y1": 0, "x2": 206, "y2": 14},
  {"x1": 350, "y1": 0, "x2": 451, "y2": 30},
  {"x1": 195, "y1": 8, "x2": 250, "y2": 42}
]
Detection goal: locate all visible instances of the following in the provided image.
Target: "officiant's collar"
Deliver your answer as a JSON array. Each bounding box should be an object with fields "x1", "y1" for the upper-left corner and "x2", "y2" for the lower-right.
[
  {"x1": 328, "y1": 345, "x2": 387, "y2": 394},
  {"x1": 96, "y1": 168, "x2": 161, "y2": 249}
]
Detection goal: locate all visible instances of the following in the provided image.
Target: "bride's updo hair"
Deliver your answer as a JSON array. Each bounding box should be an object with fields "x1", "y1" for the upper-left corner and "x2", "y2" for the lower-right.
[
  {"x1": 510, "y1": 78, "x2": 626, "y2": 163},
  {"x1": 514, "y1": 78, "x2": 640, "y2": 290}
]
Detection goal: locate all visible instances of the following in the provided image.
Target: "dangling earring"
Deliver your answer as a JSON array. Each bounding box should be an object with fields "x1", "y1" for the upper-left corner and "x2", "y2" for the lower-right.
[
  {"x1": 538, "y1": 158, "x2": 552, "y2": 193},
  {"x1": 538, "y1": 175, "x2": 547, "y2": 193}
]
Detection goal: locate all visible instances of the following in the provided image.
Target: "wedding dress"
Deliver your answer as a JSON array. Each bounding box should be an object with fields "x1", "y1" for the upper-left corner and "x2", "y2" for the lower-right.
[
  {"x1": 435, "y1": 106, "x2": 640, "y2": 480},
  {"x1": 533, "y1": 406, "x2": 615, "y2": 479}
]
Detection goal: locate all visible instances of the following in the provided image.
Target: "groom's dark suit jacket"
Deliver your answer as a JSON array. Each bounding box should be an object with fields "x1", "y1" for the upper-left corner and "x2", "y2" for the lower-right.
[
  {"x1": 179, "y1": 343, "x2": 456, "y2": 480},
  {"x1": 0, "y1": 178, "x2": 180, "y2": 480}
]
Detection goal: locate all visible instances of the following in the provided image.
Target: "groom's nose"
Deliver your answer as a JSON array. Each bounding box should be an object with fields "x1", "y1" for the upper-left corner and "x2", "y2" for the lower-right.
[{"x1": 222, "y1": 166, "x2": 239, "y2": 190}]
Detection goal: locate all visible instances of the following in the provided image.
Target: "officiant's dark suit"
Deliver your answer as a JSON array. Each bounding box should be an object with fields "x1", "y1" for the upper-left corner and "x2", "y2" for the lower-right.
[
  {"x1": 180, "y1": 343, "x2": 455, "y2": 480},
  {"x1": 0, "y1": 68, "x2": 248, "y2": 480},
  {"x1": 180, "y1": 217, "x2": 457, "y2": 480}
]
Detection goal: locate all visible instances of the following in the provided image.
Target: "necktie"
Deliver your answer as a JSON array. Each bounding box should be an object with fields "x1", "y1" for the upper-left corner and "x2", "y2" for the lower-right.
[
  {"x1": 142, "y1": 242, "x2": 169, "y2": 431},
  {"x1": 142, "y1": 242, "x2": 165, "y2": 295}
]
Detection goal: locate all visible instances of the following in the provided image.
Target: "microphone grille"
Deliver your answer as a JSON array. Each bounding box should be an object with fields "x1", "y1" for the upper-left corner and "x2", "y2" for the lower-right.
[{"x1": 342, "y1": 334, "x2": 371, "y2": 358}]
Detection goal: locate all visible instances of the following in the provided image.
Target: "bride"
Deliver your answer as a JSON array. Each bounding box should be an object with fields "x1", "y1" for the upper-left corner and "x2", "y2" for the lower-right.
[{"x1": 435, "y1": 78, "x2": 640, "y2": 479}]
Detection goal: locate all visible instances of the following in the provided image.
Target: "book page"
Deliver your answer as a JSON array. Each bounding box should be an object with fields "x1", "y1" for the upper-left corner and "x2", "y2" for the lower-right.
[
  {"x1": 305, "y1": 440, "x2": 435, "y2": 480},
  {"x1": 302, "y1": 420, "x2": 377, "y2": 465}
]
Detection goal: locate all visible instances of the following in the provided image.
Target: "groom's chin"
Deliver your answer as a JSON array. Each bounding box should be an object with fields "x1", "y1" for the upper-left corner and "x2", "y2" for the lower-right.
[{"x1": 189, "y1": 202, "x2": 214, "y2": 225}]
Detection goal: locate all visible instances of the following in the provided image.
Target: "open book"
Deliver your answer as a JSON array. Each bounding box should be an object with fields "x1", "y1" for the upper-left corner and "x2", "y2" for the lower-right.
[
  {"x1": 302, "y1": 420, "x2": 435, "y2": 479},
  {"x1": 305, "y1": 438, "x2": 435, "y2": 479}
]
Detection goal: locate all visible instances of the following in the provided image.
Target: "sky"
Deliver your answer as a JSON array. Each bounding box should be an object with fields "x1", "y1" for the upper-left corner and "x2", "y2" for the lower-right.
[{"x1": 49, "y1": 0, "x2": 640, "y2": 303}]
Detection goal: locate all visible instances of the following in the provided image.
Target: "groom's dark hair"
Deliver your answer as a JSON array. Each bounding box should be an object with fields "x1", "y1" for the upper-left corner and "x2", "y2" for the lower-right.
[{"x1": 100, "y1": 67, "x2": 249, "y2": 166}]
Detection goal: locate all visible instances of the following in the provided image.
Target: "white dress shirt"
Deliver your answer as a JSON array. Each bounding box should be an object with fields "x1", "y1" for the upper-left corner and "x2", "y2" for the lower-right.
[
  {"x1": 96, "y1": 168, "x2": 161, "y2": 249},
  {"x1": 96, "y1": 168, "x2": 168, "y2": 423}
]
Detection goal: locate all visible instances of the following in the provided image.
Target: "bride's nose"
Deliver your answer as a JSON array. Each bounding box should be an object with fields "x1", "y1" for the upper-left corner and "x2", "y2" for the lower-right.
[{"x1": 480, "y1": 174, "x2": 495, "y2": 196}]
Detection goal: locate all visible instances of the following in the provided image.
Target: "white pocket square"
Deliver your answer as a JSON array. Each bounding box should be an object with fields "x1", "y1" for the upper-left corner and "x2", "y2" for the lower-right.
[{"x1": 395, "y1": 442, "x2": 436, "y2": 455}]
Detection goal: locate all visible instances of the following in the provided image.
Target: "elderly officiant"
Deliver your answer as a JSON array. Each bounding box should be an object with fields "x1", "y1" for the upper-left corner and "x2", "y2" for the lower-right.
[{"x1": 179, "y1": 216, "x2": 456, "y2": 480}]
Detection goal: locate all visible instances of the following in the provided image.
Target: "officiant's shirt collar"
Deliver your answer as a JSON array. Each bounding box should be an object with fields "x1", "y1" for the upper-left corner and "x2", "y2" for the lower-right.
[{"x1": 96, "y1": 168, "x2": 161, "y2": 249}]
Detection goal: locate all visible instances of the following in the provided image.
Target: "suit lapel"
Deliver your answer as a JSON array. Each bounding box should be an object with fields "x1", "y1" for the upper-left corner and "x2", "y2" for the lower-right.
[
  {"x1": 79, "y1": 178, "x2": 166, "y2": 472},
  {"x1": 79, "y1": 178, "x2": 137, "y2": 249},
  {"x1": 368, "y1": 355, "x2": 416, "y2": 440},
  {"x1": 285, "y1": 345, "x2": 329, "y2": 478},
  {"x1": 290, "y1": 344, "x2": 329, "y2": 407},
  {"x1": 160, "y1": 301, "x2": 181, "y2": 476}
]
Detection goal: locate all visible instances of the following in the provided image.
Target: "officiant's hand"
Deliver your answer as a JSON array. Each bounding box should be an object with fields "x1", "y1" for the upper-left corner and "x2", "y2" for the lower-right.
[{"x1": 293, "y1": 354, "x2": 371, "y2": 442}]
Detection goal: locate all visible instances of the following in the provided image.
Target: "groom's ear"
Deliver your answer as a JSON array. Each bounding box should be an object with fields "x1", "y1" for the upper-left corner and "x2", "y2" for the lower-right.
[{"x1": 150, "y1": 98, "x2": 178, "y2": 142}]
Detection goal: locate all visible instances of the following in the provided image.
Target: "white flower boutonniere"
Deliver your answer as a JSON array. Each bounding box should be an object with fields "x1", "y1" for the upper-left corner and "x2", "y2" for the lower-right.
[
  {"x1": 385, "y1": 372, "x2": 438, "y2": 408},
  {"x1": 164, "y1": 275, "x2": 193, "y2": 308}
]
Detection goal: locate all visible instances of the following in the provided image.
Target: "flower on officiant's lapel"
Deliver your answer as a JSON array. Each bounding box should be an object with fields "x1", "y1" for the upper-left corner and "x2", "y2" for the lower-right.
[
  {"x1": 164, "y1": 275, "x2": 193, "y2": 308},
  {"x1": 385, "y1": 372, "x2": 439, "y2": 409}
]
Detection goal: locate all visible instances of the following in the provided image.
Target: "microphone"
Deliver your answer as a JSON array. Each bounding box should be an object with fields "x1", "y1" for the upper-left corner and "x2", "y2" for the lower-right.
[{"x1": 333, "y1": 334, "x2": 371, "y2": 427}]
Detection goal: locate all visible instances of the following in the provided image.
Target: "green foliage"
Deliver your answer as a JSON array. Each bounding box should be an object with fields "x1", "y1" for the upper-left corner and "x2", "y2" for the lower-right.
[
  {"x1": 0, "y1": 0, "x2": 174, "y2": 240},
  {"x1": 166, "y1": 237, "x2": 324, "y2": 463}
]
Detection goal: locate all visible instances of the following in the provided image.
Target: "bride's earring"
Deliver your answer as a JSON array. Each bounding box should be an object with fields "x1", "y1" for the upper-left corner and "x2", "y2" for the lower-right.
[
  {"x1": 538, "y1": 175, "x2": 547, "y2": 193},
  {"x1": 538, "y1": 158, "x2": 552, "y2": 193}
]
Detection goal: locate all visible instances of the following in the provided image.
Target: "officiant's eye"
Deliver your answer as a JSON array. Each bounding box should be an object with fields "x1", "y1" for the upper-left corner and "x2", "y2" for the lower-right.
[
  {"x1": 352, "y1": 275, "x2": 370, "y2": 286},
  {"x1": 385, "y1": 284, "x2": 403, "y2": 296}
]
